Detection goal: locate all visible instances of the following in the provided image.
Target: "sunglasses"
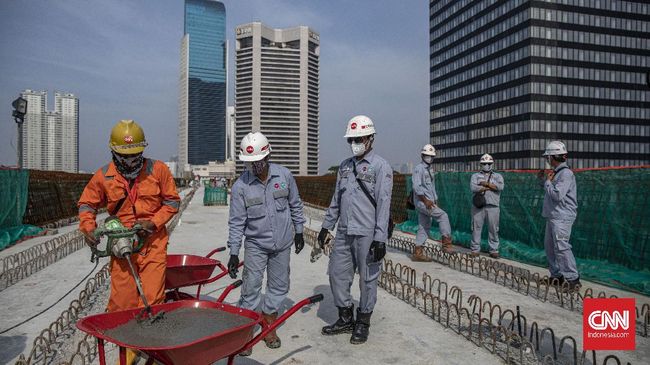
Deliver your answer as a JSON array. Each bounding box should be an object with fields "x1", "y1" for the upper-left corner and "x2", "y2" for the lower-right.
[{"x1": 347, "y1": 137, "x2": 366, "y2": 144}]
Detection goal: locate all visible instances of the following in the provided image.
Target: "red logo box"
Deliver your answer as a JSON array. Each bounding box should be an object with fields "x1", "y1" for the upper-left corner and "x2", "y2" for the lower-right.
[{"x1": 583, "y1": 298, "x2": 635, "y2": 350}]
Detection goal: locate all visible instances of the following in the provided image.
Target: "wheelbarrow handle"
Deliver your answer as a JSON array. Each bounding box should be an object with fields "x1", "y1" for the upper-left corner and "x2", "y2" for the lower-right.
[
  {"x1": 216, "y1": 280, "x2": 243, "y2": 303},
  {"x1": 238, "y1": 293, "x2": 324, "y2": 354},
  {"x1": 206, "y1": 246, "x2": 227, "y2": 258},
  {"x1": 308, "y1": 294, "x2": 324, "y2": 304}
]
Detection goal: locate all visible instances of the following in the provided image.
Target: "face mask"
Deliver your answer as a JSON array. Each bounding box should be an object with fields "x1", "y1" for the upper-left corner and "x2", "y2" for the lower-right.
[
  {"x1": 246, "y1": 160, "x2": 268, "y2": 176},
  {"x1": 351, "y1": 142, "x2": 366, "y2": 157},
  {"x1": 481, "y1": 164, "x2": 492, "y2": 172},
  {"x1": 112, "y1": 152, "x2": 144, "y2": 180},
  {"x1": 423, "y1": 156, "x2": 433, "y2": 164},
  {"x1": 544, "y1": 156, "x2": 552, "y2": 169}
]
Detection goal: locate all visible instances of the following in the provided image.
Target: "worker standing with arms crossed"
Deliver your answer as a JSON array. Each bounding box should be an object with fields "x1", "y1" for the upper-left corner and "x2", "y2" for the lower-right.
[{"x1": 469, "y1": 153, "x2": 504, "y2": 259}]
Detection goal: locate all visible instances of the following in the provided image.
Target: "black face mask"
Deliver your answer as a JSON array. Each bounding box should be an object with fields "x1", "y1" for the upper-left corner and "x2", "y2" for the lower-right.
[{"x1": 112, "y1": 152, "x2": 144, "y2": 180}]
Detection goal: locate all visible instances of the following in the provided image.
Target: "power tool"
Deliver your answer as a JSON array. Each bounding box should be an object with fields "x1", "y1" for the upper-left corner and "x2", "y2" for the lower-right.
[{"x1": 91, "y1": 216, "x2": 162, "y2": 322}]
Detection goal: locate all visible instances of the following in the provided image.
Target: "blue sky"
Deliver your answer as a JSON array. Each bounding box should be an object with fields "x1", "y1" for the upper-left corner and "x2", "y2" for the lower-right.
[{"x1": 0, "y1": 0, "x2": 430, "y2": 173}]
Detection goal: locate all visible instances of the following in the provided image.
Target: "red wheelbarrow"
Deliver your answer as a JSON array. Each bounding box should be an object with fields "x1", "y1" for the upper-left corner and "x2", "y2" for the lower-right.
[
  {"x1": 77, "y1": 294, "x2": 324, "y2": 365},
  {"x1": 165, "y1": 247, "x2": 243, "y2": 301}
]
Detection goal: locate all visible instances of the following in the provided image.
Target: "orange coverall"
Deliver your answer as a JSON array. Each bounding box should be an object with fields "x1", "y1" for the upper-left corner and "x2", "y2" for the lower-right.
[{"x1": 78, "y1": 159, "x2": 180, "y2": 312}]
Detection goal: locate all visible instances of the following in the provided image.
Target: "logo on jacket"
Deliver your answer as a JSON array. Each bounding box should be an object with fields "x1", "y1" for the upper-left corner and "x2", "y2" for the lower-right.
[{"x1": 274, "y1": 183, "x2": 280, "y2": 189}]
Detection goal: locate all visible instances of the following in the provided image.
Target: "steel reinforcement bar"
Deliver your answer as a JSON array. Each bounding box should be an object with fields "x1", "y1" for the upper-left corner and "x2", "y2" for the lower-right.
[
  {"x1": 12, "y1": 187, "x2": 197, "y2": 365},
  {"x1": 303, "y1": 207, "x2": 649, "y2": 338},
  {"x1": 0, "y1": 230, "x2": 85, "y2": 292},
  {"x1": 386, "y1": 234, "x2": 649, "y2": 338},
  {"x1": 303, "y1": 228, "x2": 633, "y2": 365}
]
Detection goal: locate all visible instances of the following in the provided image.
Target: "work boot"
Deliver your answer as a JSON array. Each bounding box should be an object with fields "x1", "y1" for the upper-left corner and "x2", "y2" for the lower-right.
[
  {"x1": 566, "y1": 278, "x2": 582, "y2": 292},
  {"x1": 469, "y1": 251, "x2": 480, "y2": 258},
  {"x1": 411, "y1": 246, "x2": 433, "y2": 262},
  {"x1": 238, "y1": 348, "x2": 252, "y2": 357},
  {"x1": 322, "y1": 305, "x2": 355, "y2": 335},
  {"x1": 489, "y1": 252, "x2": 499, "y2": 259},
  {"x1": 441, "y1": 235, "x2": 455, "y2": 254},
  {"x1": 350, "y1": 309, "x2": 372, "y2": 345},
  {"x1": 262, "y1": 312, "x2": 281, "y2": 349},
  {"x1": 121, "y1": 349, "x2": 140, "y2": 365}
]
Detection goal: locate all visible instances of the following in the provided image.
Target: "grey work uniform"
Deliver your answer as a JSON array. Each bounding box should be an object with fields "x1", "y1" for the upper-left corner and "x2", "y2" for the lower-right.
[
  {"x1": 470, "y1": 171, "x2": 504, "y2": 253},
  {"x1": 227, "y1": 163, "x2": 305, "y2": 314},
  {"x1": 541, "y1": 162, "x2": 579, "y2": 281},
  {"x1": 412, "y1": 162, "x2": 451, "y2": 246},
  {"x1": 322, "y1": 150, "x2": 393, "y2": 313}
]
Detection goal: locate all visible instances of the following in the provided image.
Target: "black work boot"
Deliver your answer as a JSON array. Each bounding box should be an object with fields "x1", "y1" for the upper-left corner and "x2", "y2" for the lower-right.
[
  {"x1": 322, "y1": 306, "x2": 355, "y2": 335},
  {"x1": 350, "y1": 309, "x2": 372, "y2": 344},
  {"x1": 566, "y1": 277, "x2": 582, "y2": 292}
]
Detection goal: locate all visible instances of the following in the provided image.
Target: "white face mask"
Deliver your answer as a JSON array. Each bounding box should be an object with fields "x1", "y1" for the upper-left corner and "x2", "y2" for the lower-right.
[
  {"x1": 423, "y1": 156, "x2": 433, "y2": 164},
  {"x1": 351, "y1": 142, "x2": 366, "y2": 156},
  {"x1": 481, "y1": 164, "x2": 492, "y2": 172}
]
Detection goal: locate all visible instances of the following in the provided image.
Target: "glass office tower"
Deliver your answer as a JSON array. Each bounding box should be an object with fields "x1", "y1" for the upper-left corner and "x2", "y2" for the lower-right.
[
  {"x1": 429, "y1": 0, "x2": 650, "y2": 171},
  {"x1": 179, "y1": 0, "x2": 227, "y2": 168}
]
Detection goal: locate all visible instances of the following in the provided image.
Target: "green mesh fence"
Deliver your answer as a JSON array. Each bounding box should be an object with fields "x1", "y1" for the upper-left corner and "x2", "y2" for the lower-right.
[
  {"x1": 0, "y1": 170, "x2": 42, "y2": 250},
  {"x1": 396, "y1": 168, "x2": 650, "y2": 296},
  {"x1": 203, "y1": 187, "x2": 228, "y2": 206}
]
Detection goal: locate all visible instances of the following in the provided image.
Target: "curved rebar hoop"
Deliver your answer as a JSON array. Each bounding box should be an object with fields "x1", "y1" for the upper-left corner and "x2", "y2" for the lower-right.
[{"x1": 558, "y1": 335, "x2": 578, "y2": 365}]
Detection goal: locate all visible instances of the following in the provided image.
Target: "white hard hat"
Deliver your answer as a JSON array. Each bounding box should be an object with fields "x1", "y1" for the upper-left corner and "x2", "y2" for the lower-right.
[
  {"x1": 239, "y1": 132, "x2": 271, "y2": 162},
  {"x1": 344, "y1": 115, "x2": 376, "y2": 138},
  {"x1": 480, "y1": 153, "x2": 494, "y2": 163},
  {"x1": 421, "y1": 144, "x2": 436, "y2": 156},
  {"x1": 543, "y1": 141, "x2": 568, "y2": 156}
]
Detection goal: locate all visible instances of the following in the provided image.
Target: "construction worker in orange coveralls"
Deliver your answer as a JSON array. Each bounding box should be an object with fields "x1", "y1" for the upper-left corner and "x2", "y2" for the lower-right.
[{"x1": 77, "y1": 119, "x2": 180, "y2": 364}]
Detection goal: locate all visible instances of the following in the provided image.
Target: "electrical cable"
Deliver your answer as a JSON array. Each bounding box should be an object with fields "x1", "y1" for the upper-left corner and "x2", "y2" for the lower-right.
[{"x1": 0, "y1": 260, "x2": 100, "y2": 334}]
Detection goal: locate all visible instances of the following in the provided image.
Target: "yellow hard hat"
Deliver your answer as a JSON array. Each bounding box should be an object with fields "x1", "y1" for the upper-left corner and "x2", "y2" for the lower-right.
[{"x1": 109, "y1": 119, "x2": 147, "y2": 155}]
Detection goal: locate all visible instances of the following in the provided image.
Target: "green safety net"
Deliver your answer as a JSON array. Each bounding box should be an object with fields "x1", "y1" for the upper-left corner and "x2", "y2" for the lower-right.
[
  {"x1": 0, "y1": 170, "x2": 43, "y2": 250},
  {"x1": 396, "y1": 168, "x2": 650, "y2": 296},
  {"x1": 203, "y1": 187, "x2": 228, "y2": 206}
]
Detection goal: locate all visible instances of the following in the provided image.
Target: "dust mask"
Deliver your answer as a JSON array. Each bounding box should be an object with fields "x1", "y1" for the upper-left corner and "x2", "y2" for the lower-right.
[
  {"x1": 481, "y1": 164, "x2": 492, "y2": 172},
  {"x1": 351, "y1": 143, "x2": 366, "y2": 157},
  {"x1": 245, "y1": 160, "x2": 268, "y2": 176}
]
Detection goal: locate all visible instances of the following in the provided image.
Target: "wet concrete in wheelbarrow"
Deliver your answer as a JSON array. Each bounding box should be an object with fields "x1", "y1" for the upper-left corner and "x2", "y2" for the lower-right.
[{"x1": 102, "y1": 307, "x2": 253, "y2": 348}]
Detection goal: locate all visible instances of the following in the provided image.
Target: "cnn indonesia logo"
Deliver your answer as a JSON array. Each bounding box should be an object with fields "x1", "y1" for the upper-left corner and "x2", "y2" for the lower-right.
[{"x1": 583, "y1": 298, "x2": 635, "y2": 350}]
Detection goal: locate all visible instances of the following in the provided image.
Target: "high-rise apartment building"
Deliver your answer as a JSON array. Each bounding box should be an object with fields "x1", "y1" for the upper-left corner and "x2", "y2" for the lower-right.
[
  {"x1": 429, "y1": 0, "x2": 650, "y2": 171},
  {"x1": 226, "y1": 106, "x2": 236, "y2": 161},
  {"x1": 19, "y1": 90, "x2": 79, "y2": 172},
  {"x1": 178, "y1": 0, "x2": 227, "y2": 171},
  {"x1": 235, "y1": 22, "x2": 320, "y2": 175}
]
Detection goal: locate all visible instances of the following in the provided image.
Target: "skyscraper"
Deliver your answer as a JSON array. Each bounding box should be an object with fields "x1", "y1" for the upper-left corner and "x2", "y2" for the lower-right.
[
  {"x1": 178, "y1": 0, "x2": 227, "y2": 171},
  {"x1": 19, "y1": 90, "x2": 79, "y2": 173},
  {"x1": 235, "y1": 22, "x2": 320, "y2": 176},
  {"x1": 429, "y1": 0, "x2": 650, "y2": 171}
]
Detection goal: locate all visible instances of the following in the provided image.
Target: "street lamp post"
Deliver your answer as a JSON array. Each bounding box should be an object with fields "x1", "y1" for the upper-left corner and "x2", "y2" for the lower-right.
[{"x1": 12, "y1": 97, "x2": 27, "y2": 168}]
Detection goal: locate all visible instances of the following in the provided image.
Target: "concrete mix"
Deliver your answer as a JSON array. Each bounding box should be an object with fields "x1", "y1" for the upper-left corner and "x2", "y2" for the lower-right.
[{"x1": 102, "y1": 307, "x2": 253, "y2": 348}]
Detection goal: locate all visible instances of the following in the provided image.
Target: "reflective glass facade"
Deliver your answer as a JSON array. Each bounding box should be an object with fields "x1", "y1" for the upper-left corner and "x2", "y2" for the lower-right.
[
  {"x1": 429, "y1": 0, "x2": 650, "y2": 171},
  {"x1": 185, "y1": 0, "x2": 226, "y2": 164}
]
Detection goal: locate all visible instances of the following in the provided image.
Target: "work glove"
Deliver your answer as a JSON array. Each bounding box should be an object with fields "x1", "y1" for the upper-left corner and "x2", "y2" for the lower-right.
[
  {"x1": 317, "y1": 228, "x2": 330, "y2": 249},
  {"x1": 294, "y1": 233, "x2": 304, "y2": 254},
  {"x1": 228, "y1": 255, "x2": 240, "y2": 279},
  {"x1": 135, "y1": 220, "x2": 156, "y2": 241},
  {"x1": 368, "y1": 241, "x2": 386, "y2": 263},
  {"x1": 82, "y1": 230, "x2": 98, "y2": 247}
]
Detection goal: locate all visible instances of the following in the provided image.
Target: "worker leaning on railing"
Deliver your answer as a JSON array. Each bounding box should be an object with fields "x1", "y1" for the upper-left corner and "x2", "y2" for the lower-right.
[{"x1": 77, "y1": 120, "x2": 180, "y2": 365}]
